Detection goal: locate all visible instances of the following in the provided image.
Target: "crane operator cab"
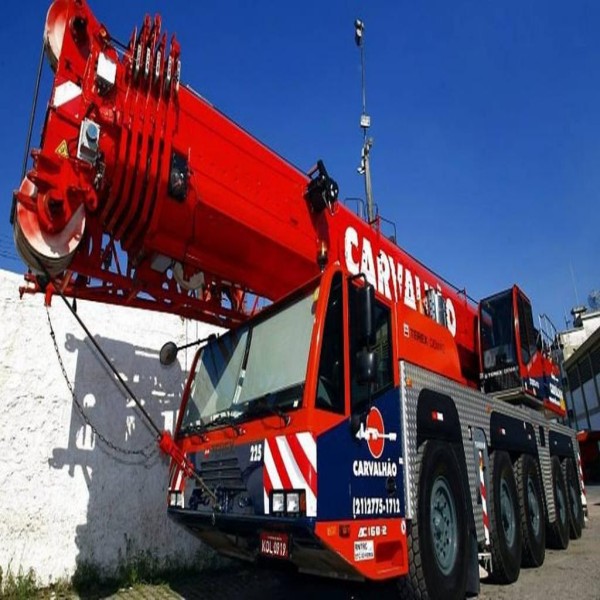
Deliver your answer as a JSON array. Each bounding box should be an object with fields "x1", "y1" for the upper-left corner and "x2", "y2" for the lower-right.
[{"x1": 478, "y1": 285, "x2": 565, "y2": 416}]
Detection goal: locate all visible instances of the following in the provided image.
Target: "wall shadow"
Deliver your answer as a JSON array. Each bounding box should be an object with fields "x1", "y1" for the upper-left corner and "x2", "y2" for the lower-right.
[{"x1": 48, "y1": 329, "x2": 197, "y2": 586}]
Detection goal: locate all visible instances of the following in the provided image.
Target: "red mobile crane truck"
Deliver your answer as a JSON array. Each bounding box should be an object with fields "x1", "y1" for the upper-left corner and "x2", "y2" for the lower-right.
[{"x1": 12, "y1": 1, "x2": 586, "y2": 598}]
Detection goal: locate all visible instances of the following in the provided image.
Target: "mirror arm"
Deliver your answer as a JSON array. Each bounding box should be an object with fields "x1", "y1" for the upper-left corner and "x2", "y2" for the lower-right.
[{"x1": 159, "y1": 333, "x2": 218, "y2": 366}]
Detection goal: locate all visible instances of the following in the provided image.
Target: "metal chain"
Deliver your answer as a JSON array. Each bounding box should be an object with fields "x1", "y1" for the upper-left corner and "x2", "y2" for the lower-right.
[{"x1": 45, "y1": 306, "x2": 158, "y2": 462}]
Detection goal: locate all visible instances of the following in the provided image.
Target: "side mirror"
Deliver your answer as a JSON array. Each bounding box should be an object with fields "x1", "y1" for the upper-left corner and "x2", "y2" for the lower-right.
[
  {"x1": 159, "y1": 341, "x2": 178, "y2": 366},
  {"x1": 355, "y1": 348, "x2": 377, "y2": 385},
  {"x1": 356, "y1": 283, "x2": 375, "y2": 346}
]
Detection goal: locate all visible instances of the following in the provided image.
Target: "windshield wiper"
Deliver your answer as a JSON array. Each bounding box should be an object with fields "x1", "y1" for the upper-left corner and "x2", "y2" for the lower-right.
[
  {"x1": 179, "y1": 417, "x2": 209, "y2": 436},
  {"x1": 203, "y1": 410, "x2": 245, "y2": 435},
  {"x1": 180, "y1": 410, "x2": 244, "y2": 436},
  {"x1": 239, "y1": 396, "x2": 291, "y2": 427}
]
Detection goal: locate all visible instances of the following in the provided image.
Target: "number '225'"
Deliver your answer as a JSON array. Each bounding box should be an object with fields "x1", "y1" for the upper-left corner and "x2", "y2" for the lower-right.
[{"x1": 250, "y1": 443, "x2": 262, "y2": 462}]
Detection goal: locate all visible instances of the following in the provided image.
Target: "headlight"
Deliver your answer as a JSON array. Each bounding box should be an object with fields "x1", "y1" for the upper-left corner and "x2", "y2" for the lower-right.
[
  {"x1": 272, "y1": 492, "x2": 285, "y2": 513},
  {"x1": 168, "y1": 490, "x2": 183, "y2": 508},
  {"x1": 286, "y1": 492, "x2": 300, "y2": 514}
]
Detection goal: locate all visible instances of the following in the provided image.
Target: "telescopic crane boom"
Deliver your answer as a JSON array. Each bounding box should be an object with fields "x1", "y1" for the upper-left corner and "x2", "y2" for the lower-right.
[{"x1": 12, "y1": 1, "x2": 565, "y2": 423}]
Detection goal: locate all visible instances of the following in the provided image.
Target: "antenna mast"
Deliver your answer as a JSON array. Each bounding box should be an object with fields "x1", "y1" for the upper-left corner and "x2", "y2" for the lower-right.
[{"x1": 354, "y1": 19, "x2": 375, "y2": 225}]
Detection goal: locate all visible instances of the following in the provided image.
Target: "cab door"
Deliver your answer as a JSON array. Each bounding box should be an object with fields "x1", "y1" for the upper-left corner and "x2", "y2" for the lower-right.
[
  {"x1": 347, "y1": 280, "x2": 404, "y2": 519},
  {"x1": 514, "y1": 287, "x2": 538, "y2": 371},
  {"x1": 314, "y1": 275, "x2": 406, "y2": 578}
]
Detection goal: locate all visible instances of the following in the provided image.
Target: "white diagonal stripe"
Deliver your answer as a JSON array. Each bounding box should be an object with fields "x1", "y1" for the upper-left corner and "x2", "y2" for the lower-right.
[
  {"x1": 174, "y1": 469, "x2": 183, "y2": 491},
  {"x1": 276, "y1": 436, "x2": 317, "y2": 516},
  {"x1": 263, "y1": 439, "x2": 283, "y2": 490},
  {"x1": 296, "y1": 431, "x2": 316, "y2": 470},
  {"x1": 277, "y1": 436, "x2": 307, "y2": 489}
]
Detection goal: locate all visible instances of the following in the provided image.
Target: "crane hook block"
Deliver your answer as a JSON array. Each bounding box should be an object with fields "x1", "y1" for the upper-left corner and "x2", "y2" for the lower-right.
[{"x1": 306, "y1": 160, "x2": 339, "y2": 213}]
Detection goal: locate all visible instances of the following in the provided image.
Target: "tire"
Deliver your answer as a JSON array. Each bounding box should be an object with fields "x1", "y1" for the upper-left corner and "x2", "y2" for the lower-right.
[
  {"x1": 397, "y1": 440, "x2": 468, "y2": 600},
  {"x1": 546, "y1": 456, "x2": 570, "y2": 549},
  {"x1": 562, "y1": 458, "x2": 584, "y2": 540},
  {"x1": 488, "y1": 451, "x2": 522, "y2": 583},
  {"x1": 515, "y1": 454, "x2": 546, "y2": 568}
]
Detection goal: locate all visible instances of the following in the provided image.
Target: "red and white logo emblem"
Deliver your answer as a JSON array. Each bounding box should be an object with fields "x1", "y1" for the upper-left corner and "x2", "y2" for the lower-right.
[{"x1": 355, "y1": 407, "x2": 397, "y2": 459}]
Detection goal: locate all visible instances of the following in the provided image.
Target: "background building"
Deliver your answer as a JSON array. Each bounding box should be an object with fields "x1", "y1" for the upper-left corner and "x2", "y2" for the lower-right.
[{"x1": 559, "y1": 307, "x2": 600, "y2": 431}]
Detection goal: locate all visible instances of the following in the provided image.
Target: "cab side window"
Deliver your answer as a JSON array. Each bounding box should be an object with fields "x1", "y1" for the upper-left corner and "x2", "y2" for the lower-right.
[
  {"x1": 349, "y1": 283, "x2": 393, "y2": 411},
  {"x1": 315, "y1": 273, "x2": 345, "y2": 413}
]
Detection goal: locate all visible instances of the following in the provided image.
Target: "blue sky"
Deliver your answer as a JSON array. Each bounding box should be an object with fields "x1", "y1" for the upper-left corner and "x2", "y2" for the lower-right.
[{"x1": 0, "y1": 0, "x2": 598, "y2": 331}]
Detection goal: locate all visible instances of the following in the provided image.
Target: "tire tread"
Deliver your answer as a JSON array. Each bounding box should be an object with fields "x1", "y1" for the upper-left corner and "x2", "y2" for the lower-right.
[
  {"x1": 397, "y1": 443, "x2": 429, "y2": 600},
  {"x1": 488, "y1": 451, "x2": 522, "y2": 583},
  {"x1": 546, "y1": 456, "x2": 570, "y2": 550},
  {"x1": 515, "y1": 454, "x2": 546, "y2": 568},
  {"x1": 562, "y1": 458, "x2": 583, "y2": 540},
  {"x1": 397, "y1": 440, "x2": 468, "y2": 600}
]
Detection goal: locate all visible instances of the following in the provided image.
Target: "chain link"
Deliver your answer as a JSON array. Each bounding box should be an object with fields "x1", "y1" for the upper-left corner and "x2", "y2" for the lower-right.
[{"x1": 46, "y1": 306, "x2": 158, "y2": 463}]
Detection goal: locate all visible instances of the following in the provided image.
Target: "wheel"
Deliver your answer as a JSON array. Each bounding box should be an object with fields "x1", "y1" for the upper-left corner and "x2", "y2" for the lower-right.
[
  {"x1": 546, "y1": 456, "x2": 569, "y2": 549},
  {"x1": 562, "y1": 458, "x2": 584, "y2": 539},
  {"x1": 488, "y1": 451, "x2": 522, "y2": 583},
  {"x1": 397, "y1": 440, "x2": 468, "y2": 600},
  {"x1": 515, "y1": 454, "x2": 546, "y2": 568}
]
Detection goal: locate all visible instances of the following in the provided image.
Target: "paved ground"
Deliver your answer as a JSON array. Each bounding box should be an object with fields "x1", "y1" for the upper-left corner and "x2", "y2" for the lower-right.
[
  {"x1": 106, "y1": 486, "x2": 600, "y2": 600},
  {"x1": 476, "y1": 484, "x2": 600, "y2": 600}
]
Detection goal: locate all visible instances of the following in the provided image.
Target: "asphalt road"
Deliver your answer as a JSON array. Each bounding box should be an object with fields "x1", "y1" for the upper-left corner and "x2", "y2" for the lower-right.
[{"x1": 109, "y1": 485, "x2": 600, "y2": 600}]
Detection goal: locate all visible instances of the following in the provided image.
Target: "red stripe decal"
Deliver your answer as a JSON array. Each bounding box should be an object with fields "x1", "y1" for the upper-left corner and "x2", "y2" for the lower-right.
[
  {"x1": 287, "y1": 434, "x2": 317, "y2": 497},
  {"x1": 268, "y1": 438, "x2": 293, "y2": 489},
  {"x1": 482, "y1": 511, "x2": 490, "y2": 527},
  {"x1": 263, "y1": 463, "x2": 273, "y2": 494}
]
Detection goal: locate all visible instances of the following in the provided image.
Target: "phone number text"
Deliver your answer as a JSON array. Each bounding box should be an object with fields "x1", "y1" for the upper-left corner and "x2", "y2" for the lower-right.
[{"x1": 352, "y1": 496, "x2": 401, "y2": 517}]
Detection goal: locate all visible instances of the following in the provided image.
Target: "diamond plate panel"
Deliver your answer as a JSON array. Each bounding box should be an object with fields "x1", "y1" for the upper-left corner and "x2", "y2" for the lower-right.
[
  {"x1": 400, "y1": 361, "x2": 578, "y2": 543},
  {"x1": 536, "y1": 424, "x2": 555, "y2": 520}
]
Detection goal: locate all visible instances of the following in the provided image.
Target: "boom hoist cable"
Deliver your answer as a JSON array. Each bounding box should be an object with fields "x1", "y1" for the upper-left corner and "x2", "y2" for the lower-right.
[
  {"x1": 11, "y1": 39, "x2": 45, "y2": 225},
  {"x1": 39, "y1": 264, "x2": 220, "y2": 509}
]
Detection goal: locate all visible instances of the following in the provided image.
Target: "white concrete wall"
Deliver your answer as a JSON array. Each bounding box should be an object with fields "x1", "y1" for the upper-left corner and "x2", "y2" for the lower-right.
[{"x1": 0, "y1": 269, "x2": 222, "y2": 585}]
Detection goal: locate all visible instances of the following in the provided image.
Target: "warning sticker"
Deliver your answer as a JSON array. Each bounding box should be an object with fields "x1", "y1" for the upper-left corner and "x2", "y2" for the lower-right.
[
  {"x1": 55, "y1": 140, "x2": 69, "y2": 158},
  {"x1": 353, "y1": 540, "x2": 375, "y2": 562}
]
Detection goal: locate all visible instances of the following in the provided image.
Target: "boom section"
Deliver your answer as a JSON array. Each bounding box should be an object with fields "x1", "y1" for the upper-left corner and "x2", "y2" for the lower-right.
[{"x1": 13, "y1": 0, "x2": 332, "y2": 325}]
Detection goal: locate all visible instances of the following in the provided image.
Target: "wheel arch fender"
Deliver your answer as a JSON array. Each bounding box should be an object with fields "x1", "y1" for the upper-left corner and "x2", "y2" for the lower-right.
[
  {"x1": 548, "y1": 430, "x2": 576, "y2": 460},
  {"x1": 416, "y1": 389, "x2": 462, "y2": 447},
  {"x1": 489, "y1": 412, "x2": 537, "y2": 458}
]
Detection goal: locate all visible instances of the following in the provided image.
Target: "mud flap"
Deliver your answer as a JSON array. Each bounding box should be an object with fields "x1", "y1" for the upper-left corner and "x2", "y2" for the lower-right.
[{"x1": 466, "y1": 530, "x2": 480, "y2": 597}]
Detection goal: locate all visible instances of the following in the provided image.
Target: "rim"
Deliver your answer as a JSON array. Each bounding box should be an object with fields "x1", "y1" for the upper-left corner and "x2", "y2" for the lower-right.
[
  {"x1": 500, "y1": 477, "x2": 516, "y2": 546},
  {"x1": 527, "y1": 477, "x2": 541, "y2": 536},
  {"x1": 430, "y1": 475, "x2": 458, "y2": 576}
]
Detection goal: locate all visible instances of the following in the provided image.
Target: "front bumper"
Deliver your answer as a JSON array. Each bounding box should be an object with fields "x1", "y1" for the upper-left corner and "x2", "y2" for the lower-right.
[{"x1": 167, "y1": 508, "x2": 363, "y2": 580}]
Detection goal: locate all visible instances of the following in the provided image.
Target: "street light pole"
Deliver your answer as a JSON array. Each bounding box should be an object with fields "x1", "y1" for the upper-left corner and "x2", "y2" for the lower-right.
[{"x1": 354, "y1": 19, "x2": 375, "y2": 225}]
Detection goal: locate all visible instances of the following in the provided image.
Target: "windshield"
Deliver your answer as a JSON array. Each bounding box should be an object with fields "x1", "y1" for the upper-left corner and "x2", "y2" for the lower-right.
[{"x1": 181, "y1": 287, "x2": 318, "y2": 430}]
